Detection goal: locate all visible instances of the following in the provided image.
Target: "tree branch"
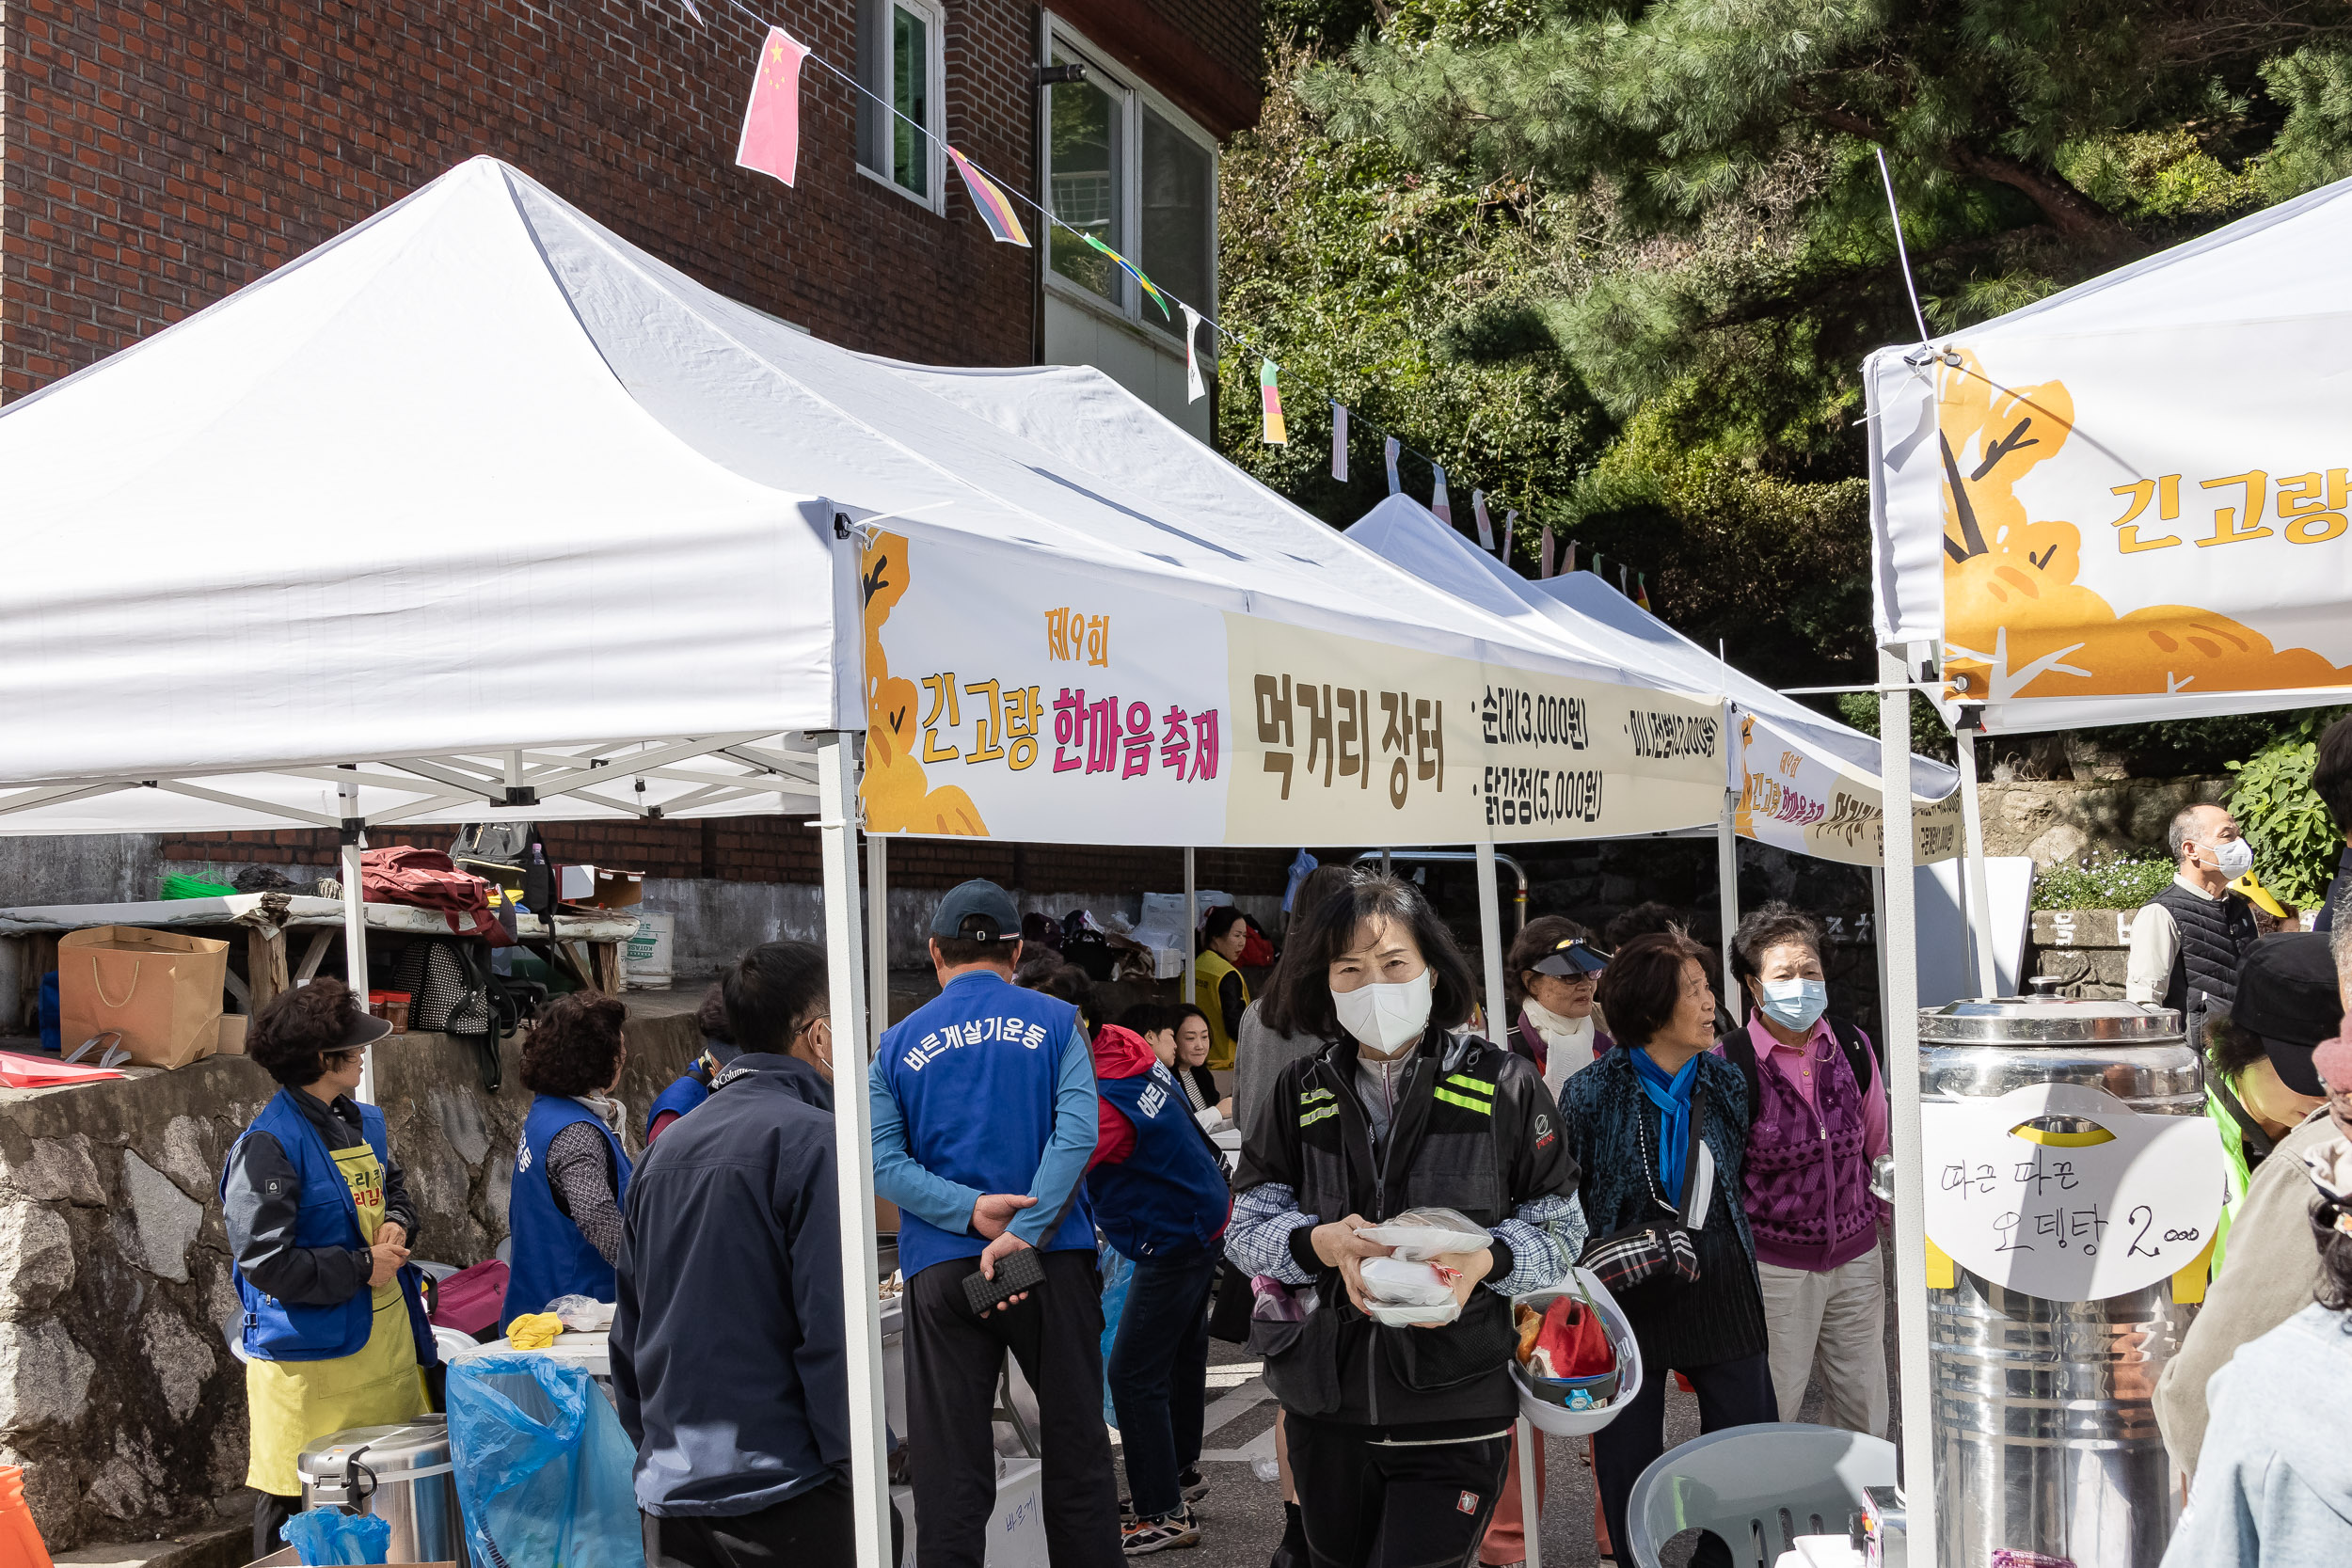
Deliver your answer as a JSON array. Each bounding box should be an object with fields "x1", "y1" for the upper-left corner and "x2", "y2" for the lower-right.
[{"x1": 1945, "y1": 143, "x2": 2137, "y2": 251}]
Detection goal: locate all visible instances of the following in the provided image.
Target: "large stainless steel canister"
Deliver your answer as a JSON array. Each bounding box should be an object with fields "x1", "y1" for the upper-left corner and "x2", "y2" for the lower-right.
[
  {"x1": 298, "y1": 1418, "x2": 466, "y2": 1565},
  {"x1": 1921, "y1": 995, "x2": 2201, "y2": 1568}
]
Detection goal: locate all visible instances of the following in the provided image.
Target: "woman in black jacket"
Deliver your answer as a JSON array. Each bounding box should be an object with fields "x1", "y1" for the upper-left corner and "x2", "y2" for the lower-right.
[
  {"x1": 1226, "y1": 872, "x2": 1581, "y2": 1568},
  {"x1": 1566, "y1": 929, "x2": 1774, "y2": 1567}
]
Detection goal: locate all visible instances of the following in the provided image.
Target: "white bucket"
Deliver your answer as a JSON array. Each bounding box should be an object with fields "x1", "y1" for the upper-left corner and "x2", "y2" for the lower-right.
[
  {"x1": 623, "y1": 911, "x2": 675, "y2": 990},
  {"x1": 1510, "y1": 1267, "x2": 1644, "y2": 1436}
]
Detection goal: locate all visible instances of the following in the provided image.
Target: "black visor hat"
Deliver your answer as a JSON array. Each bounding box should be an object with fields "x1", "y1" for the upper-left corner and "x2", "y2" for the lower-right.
[{"x1": 1530, "y1": 939, "x2": 1611, "y2": 979}]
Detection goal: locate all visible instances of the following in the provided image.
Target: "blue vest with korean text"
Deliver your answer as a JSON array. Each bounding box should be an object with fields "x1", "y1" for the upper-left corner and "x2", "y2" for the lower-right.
[
  {"x1": 501, "y1": 1094, "x2": 632, "y2": 1332},
  {"x1": 1089, "y1": 1063, "x2": 1232, "y2": 1261},
  {"x1": 879, "y1": 971, "x2": 1095, "y2": 1278},
  {"x1": 221, "y1": 1087, "x2": 435, "y2": 1364}
]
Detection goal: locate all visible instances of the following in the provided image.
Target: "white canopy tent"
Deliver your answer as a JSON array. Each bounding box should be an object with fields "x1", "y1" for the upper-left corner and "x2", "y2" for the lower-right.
[
  {"x1": 1846, "y1": 169, "x2": 2352, "y2": 1568},
  {"x1": 1347, "y1": 495, "x2": 1970, "y2": 1012},
  {"x1": 0, "y1": 154, "x2": 1742, "y2": 1568}
]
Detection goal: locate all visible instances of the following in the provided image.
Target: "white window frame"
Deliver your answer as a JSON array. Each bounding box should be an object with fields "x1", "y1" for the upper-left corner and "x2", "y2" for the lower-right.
[
  {"x1": 1039, "y1": 12, "x2": 1219, "y2": 344},
  {"x1": 858, "y1": 0, "x2": 946, "y2": 214}
]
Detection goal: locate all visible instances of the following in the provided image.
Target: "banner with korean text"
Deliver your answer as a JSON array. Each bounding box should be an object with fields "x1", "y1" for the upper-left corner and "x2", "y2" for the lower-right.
[
  {"x1": 1866, "y1": 186, "x2": 2352, "y2": 733},
  {"x1": 1731, "y1": 710, "x2": 1963, "y2": 866},
  {"x1": 860, "y1": 530, "x2": 1725, "y2": 846}
]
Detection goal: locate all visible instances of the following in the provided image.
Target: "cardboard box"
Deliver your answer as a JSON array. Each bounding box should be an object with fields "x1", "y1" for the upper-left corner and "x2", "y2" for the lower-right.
[
  {"x1": 555, "y1": 863, "x2": 644, "y2": 910},
  {"x1": 56, "y1": 925, "x2": 227, "y2": 1069},
  {"x1": 215, "y1": 1014, "x2": 249, "y2": 1055}
]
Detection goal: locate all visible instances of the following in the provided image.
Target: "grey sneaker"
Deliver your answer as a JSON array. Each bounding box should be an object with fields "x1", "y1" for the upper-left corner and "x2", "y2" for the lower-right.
[{"x1": 1121, "y1": 1509, "x2": 1201, "y2": 1555}]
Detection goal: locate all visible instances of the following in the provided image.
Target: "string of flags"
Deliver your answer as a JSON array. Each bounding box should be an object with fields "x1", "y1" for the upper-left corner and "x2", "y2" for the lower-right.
[{"x1": 704, "y1": 0, "x2": 1659, "y2": 603}]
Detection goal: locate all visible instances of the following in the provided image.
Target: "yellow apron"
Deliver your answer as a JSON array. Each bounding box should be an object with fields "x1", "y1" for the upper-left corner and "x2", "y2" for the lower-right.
[
  {"x1": 246, "y1": 1141, "x2": 429, "y2": 1496},
  {"x1": 1195, "y1": 951, "x2": 1248, "y2": 1070}
]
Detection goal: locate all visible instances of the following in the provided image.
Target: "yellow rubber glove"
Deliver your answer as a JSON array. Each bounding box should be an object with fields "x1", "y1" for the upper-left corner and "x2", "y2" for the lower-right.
[{"x1": 506, "y1": 1312, "x2": 564, "y2": 1351}]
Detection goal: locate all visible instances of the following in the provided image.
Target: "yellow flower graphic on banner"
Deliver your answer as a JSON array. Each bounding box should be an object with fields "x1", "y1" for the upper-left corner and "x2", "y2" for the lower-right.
[
  {"x1": 861, "y1": 531, "x2": 989, "y2": 835},
  {"x1": 1935, "y1": 351, "x2": 2352, "y2": 703}
]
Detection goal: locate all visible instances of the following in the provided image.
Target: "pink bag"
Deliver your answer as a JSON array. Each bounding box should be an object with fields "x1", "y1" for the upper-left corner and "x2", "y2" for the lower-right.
[{"x1": 432, "y1": 1259, "x2": 510, "y2": 1338}]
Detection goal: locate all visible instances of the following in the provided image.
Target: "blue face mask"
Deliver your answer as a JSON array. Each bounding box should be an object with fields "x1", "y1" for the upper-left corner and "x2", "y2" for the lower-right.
[{"x1": 1757, "y1": 977, "x2": 1828, "y2": 1033}]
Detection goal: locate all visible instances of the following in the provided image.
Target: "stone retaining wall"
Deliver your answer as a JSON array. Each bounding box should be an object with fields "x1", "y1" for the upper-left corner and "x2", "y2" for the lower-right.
[
  {"x1": 2021, "y1": 909, "x2": 2134, "y2": 999},
  {"x1": 1979, "y1": 777, "x2": 2230, "y2": 867},
  {"x1": 0, "y1": 1005, "x2": 698, "y2": 1550}
]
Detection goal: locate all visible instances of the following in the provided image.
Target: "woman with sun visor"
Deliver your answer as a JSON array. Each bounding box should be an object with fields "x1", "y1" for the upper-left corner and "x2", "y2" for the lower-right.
[{"x1": 1505, "y1": 919, "x2": 1614, "y2": 1103}]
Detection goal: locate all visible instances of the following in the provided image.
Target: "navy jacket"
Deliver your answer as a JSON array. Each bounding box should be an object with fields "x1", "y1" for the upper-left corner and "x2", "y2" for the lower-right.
[{"x1": 612, "y1": 1053, "x2": 847, "y2": 1516}]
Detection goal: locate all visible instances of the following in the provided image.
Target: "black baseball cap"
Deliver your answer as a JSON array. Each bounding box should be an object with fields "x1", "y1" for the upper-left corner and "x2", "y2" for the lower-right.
[
  {"x1": 1531, "y1": 938, "x2": 1612, "y2": 979},
  {"x1": 930, "y1": 879, "x2": 1021, "y2": 944},
  {"x1": 2233, "y1": 933, "x2": 2341, "y2": 1096}
]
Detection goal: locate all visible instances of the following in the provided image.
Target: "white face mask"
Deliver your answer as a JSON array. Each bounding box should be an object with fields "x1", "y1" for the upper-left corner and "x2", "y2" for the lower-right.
[
  {"x1": 2210, "y1": 837, "x2": 2254, "y2": 879},
  {"x1": 1333, "y1": 969, "x2": 1434, "y2": 1057},
  {"x1": 1757, "y1": 977, "x2": 1829, "y2": 1033}
]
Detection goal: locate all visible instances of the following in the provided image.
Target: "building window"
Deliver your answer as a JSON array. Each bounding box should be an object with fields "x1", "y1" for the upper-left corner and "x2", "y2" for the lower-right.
[
  {"x1": 1041, "y1": 21, "x2": 1217, "y2": 340},
  {"x1": 858, "y1": 0, "x2": 943, "y2": 206}
]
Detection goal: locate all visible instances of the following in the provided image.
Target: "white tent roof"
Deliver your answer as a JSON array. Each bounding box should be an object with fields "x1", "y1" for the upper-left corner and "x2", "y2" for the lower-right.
[
  {"x1": 1345, "y1": 497, "x2": 1960, "y2": 801},
  {"x1": 0, "y1": 154, "x2": 1691, "y2": 840},
  {"x1": 1865, "y1": 175, "x2": 2352, "y2": 731}
]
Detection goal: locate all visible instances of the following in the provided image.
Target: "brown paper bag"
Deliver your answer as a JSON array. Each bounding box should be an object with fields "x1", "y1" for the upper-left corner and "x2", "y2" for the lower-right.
[{"x1": 57, "y1": 926, "x2": 229, "y2": 1069}]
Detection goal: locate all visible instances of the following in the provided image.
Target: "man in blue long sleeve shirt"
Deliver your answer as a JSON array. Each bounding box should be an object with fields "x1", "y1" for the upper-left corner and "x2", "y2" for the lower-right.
[{"x1": 871, "y1": 881, "x2": 1120, "y2": 1568}]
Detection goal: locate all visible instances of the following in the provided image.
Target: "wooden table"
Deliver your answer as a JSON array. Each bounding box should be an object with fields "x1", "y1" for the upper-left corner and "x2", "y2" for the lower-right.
[{"x1": 1, "y1": 893, "x2": 642, "y2": 1028}]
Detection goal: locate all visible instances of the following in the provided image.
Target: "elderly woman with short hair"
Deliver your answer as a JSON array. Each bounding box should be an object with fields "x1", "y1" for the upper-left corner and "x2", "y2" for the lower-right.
[
  {"x1": 501, "y1": 990, "x2": 633, "y2": 1332},
  {"x1": 1569, "y1": 928, "x2": 1772, "y2": 1568},
  {"x1": 223, "y1": 978, "x2": 433, "y2": 1558}
]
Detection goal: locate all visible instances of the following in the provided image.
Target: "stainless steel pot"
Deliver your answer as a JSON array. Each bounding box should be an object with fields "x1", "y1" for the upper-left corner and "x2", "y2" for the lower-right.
[
  {"x1": 1920, "y1": 993, "x2": 2198, "y2": 1568},
  {"x1": 298, "y1": 1417, "x2": 466, "y2": 1565}
]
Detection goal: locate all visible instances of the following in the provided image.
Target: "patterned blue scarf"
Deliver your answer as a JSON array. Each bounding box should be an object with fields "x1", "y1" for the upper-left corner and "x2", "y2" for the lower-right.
[{"x1": 1629, "y1": 1047, "x2": 1700, "y2": 1201}]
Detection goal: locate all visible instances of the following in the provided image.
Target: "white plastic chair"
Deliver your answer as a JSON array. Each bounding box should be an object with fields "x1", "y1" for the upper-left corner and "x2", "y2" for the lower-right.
[{"x1": 1627, "y1": 1422, "x2": 1897, "y2": 1568}]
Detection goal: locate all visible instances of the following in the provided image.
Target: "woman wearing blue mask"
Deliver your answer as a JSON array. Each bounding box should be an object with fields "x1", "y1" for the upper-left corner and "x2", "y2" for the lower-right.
[{"x1": 1717, "y1": 902, "x2": 1890, "y2": 1440}]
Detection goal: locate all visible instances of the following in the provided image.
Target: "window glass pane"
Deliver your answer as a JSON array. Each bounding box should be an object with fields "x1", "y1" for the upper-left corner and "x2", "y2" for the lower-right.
[
  {"x1": 1048, "y1": 48, "x2": 1121, "y2": 305},
  {"x1": 1140, "y1": 108, "x2": 1212, "y2": 337},
  {"x1": 891, "y1": 6, "x2": 928, "y2": 196},
  {"x1": 854, "y1": 0, "x2": 884, "y2": 172}
]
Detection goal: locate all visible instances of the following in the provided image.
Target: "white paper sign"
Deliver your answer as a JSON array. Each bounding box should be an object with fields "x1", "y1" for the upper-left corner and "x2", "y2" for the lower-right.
[{"x1": 1920, "y1": 1083, "x2": 2229, "y2": 1302}]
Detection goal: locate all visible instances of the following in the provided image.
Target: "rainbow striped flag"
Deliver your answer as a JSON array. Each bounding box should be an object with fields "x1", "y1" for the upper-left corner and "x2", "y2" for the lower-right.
[
  {"x1": 1260, "y1": 359, "x2": 1287, "y2": 444},
  {"x1": 1080, "y1": 232, "x2": 1170, "y2": 319},
  {"x1": 946, "y1": 148, "x2": 1029, "y2": 247},
  {"x1": 1637, "y1": 572, "x2": 1655, "y2": 612}
]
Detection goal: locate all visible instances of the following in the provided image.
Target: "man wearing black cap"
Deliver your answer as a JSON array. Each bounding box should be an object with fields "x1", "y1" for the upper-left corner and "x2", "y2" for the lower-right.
[
  {"x1": 2156, "y1": 932, "x2": 2344, "y2": 1475},
  {"x1": 870, "y1": 879, "x2": 1119, "y2": 1568}
]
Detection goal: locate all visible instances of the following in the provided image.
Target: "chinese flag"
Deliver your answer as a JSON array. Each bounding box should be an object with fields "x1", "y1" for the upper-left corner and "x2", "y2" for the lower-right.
[{"x1": 737, "y1": 27, "x2": 811, "y2": 187}]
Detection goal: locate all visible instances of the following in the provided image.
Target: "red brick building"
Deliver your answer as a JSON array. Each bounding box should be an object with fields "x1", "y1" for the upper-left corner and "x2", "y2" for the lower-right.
[{"x1": 0, "y1": 0, "x2": 1283, "y2": 924}]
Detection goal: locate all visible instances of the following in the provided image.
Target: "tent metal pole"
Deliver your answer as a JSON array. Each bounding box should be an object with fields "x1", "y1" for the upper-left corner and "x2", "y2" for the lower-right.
[
  {"x1": 1872, "y1": 865, "x2": 1891, "y2": 1041},
  {"x1": 1716, "y1": 791, "x2": 1740, "y2": 1011},
  {"x1": 1475, "y1": 839, "x2": 1506, "y2": 1039},
  {"x1": 866, "y1": 832, "x2": 889, "y2": 1053},
  {"x1": 1878, "y1": 647, "x2": 1935, "y2": 1565},
  {"x1": 339, "y1": 774, "x2": 373, "y2": 1106},
  {"x1": 817, "y1": 733, "x2": 891, "y2": 1568},
  {"x1": 1955, "y1": 727, "x2": 1996, "y2": 998},
  {"x1": 1516, "y1": 1415, "x2": 1543, "y2": 1568},
  {"x1": 1184, "y1": 847, "x2": 1197, "y2": 1012}
]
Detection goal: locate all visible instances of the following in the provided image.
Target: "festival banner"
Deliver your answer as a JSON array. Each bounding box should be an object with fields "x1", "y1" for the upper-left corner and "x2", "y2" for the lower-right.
[
  {"x1": 1730, "y1": 709, "x2": 1963, "y2": 865},
  {"x1": 860, "y1": 530, "x2": 1725, "y2": 847}
]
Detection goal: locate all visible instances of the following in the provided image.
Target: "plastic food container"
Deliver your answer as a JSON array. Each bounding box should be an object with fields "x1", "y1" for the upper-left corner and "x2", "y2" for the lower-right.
[
  {"x1": 1510, "y1": 1268, "x2": 1643, "y2": 1435},
  {"x1": 368, "y1": 990, "x2": 411, "y2": 1034}
]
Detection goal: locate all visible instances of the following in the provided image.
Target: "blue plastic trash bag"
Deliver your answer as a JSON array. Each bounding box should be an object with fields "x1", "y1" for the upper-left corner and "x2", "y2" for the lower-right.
[
  {"x1": 447, "y1": 1354, "x2": 644, "y2": 1568},
  {"x1": 279, "y1": 1507, "x2": 390, "y2": 1565},
  {"x1": 1098, "y1": 1242, "x2": 1135, "y2": 1427}
]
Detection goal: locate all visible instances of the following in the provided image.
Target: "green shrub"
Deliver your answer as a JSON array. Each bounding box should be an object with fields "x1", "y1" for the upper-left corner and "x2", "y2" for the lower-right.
[
  {"x1": 2030, "y1": 856, "x2": 2176, "y2": 911},
  {"x1": 2226, "y1": 708, "x2": 2351, "y2": 911}
]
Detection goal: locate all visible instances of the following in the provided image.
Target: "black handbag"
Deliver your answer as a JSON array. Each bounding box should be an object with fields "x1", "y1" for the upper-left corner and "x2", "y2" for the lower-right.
[{"x1": 1579, "y1": 1086, "x2": 1709, "y2": 1293}]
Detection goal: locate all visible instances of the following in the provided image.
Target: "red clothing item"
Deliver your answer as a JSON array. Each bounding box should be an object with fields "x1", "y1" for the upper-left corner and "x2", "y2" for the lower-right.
[{"x1": 1088, "y1": 1024, "x2": 1160, "y2": 1172}]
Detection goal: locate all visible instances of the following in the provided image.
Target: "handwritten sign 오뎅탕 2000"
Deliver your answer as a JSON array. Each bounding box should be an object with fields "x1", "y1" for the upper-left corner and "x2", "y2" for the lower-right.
[{"x1": 1920, "y1": 1082, "x2": 2230, "y2": 1302}]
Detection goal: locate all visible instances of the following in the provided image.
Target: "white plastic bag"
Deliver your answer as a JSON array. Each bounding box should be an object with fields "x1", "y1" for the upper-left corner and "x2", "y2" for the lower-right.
[
  {"x1": 544, "y1": 1294, "x2": 610, "y2": 1333},
  {"x1": 1358, "y1": 1208, "x2": 1490, "y2": 1261},
  {"x1": 1359, "y1": 1258, "x2": 1454, "y2": 1307},
  {"x1": 1366, "y1": 1299, "x2": 1461, "y2": 1326}
]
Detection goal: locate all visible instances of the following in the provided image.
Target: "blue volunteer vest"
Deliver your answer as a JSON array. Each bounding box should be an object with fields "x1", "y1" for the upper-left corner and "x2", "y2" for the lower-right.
[
  {"x1": 879, "y1": 971, "x2": 1096, "y2": 1277},
  {"x1": 221, "y1": 1087, "x2": 435, "y2": 1364},
  {"x1": 644, "y1": 1072, "x2": 709, "y2": 1139},
  {"x1": 501, "y1": 1094, "x2": 632, "y2": 1331},
  {"x1": 1089, "y1": 1063, "x2": 1232, "y2": 1262}
]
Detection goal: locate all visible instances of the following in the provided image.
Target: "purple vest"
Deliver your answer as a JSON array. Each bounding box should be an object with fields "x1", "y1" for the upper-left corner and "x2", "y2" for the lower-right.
[{"x1": 1740, "y1": 1032, "x2": 1876, "y2": 1272}]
